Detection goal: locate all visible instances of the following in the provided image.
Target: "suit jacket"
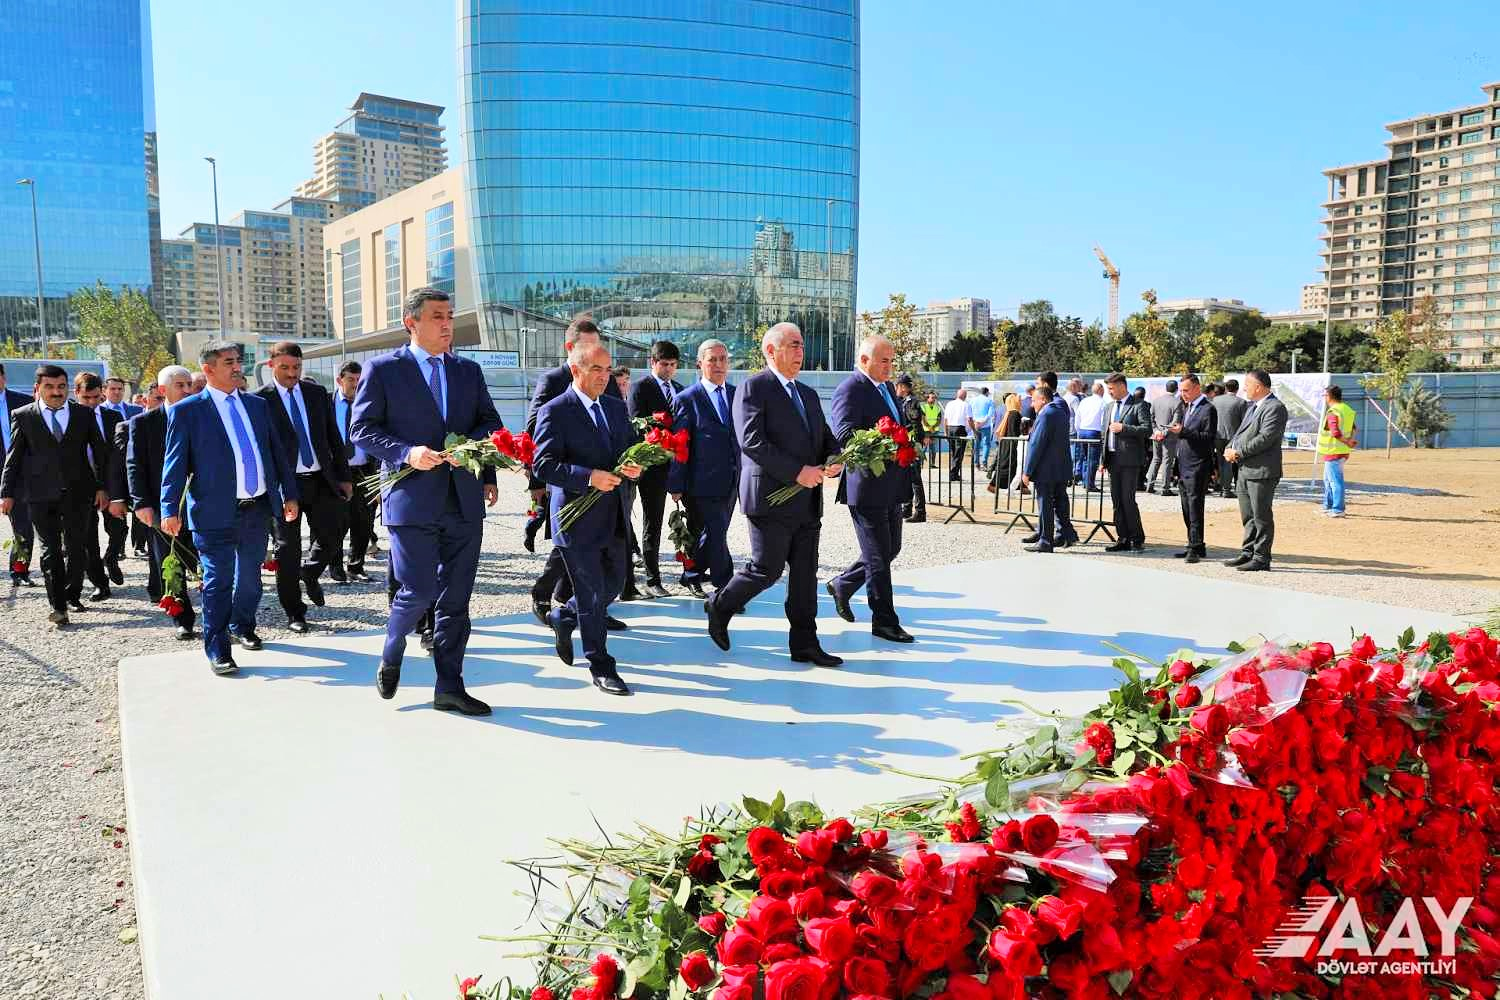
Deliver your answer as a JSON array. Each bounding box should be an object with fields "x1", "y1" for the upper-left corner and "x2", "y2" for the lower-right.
[
  {"x1": 732, "y1": 369, "x2": 839, "y2": 520},
  {"x1": 628, "y1": 374, "x2": 686, "y2": 490},
  {"x1": 1151, "y1": 393, "x2": 1184, "y2": 434},
  {"x1": 1173, "y1": 396, "x2": 1219, "y2": 479},
  {"x1": 1023, "y1": 397, "x2": 1073, "y2": 483},
  {"x1": 350, "y1": 347, "x2": 502, "y2": 525},
  {"x1": 103, "y1": 401, "x2": 143, "y2": 422},
  {"x1": 1228, "y1": 395, "x2": 1289, "y2": 481},
  {"x1": 830, "y1": 372, "x2": 910, "y2": 509},
  {"x1": 0, "y1": 401, "x2": 109, "y2": 503},
  {"x1": 161, "y1": 390, "x2": 293, "y2": 532},
  {"x1": 1101, "y1": 396, "x2": 1151, "y2": 468},
  {"x1": 526, "y1": 362, "x2": 622, "y2": 490},
  {"x1": 124, "y1": 407, "x2": 177, "y2": 517},
  {"x1": 1211, "y1": 394, "x2": 1248, "y2": 444},
  {"x1": 533, "y1": 389, "x2": 634, "y2": 548},
  {"x1": 92, "y1": 405, "x2": 128, "y2": 505},
  {"x1": 254, "y1": 379, "x2": 352, "y2": 493},
  {"x1": 666, "y1": 380, "x2": 739, "y2": 498}
]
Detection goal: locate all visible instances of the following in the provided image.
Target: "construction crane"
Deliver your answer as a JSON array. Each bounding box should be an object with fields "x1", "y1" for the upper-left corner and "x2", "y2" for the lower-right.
[{"x1": 1093, "y1": 244, "x2": 1120, "y2": 331}]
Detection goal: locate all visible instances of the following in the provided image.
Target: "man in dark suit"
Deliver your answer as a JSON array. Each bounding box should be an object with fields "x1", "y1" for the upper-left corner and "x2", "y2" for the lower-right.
[
  {"x1": 1223, "y1": 369, "x2": 1289, "y2": 572},
  {"x1": 254, "y1": 340, "x2": 353, "y2": 632},
  {"x1": 534, "y1": 342, "x2": 643, "y2": 695},
  {"x1": 827, "y1": 336, "x2": 914, "y2": 642},
  {"x1": 75, "y1": 372, "x2": 126, "y2": 599},
  {"x1": 103, "y1": 377, "x2": 148, "y2": 558},
  {"x1": 1, "y1": 366, "x2": 111, "y2": 627},
  {"x1": 1211, "y1": 378, "x2": 1248, "y2": 498},
  {"x1": 1169, "y1": 373, "x2": 1217, "y2": 564},
  {"x1": 351, "y1": 287, "x2": 503, "y2": 716},
  {"x1": 1019, "y1": 384, "x2": 1079, "y2": 553},
  {"x1": 1145, "y1": 380, "x2": 1182, "y2": 496},
  {"x1": 1101, "y1": 373, "x2": 1151, "y2": 553},
  {"x1": 895, "y1": 374, "x2": 927, "y2": 523},
  {"x1": 332, "y1": 360, "x2": 377, "y2": 583},
  {"x1": 125, "y1": 364, "x2": 198, "y2": 639},
  {"x1": 162, "y1": 343, "x2": 298, "y2": 673},
  {"x1": 0, "y1": 363, "x2": 36, "y2": 586},
  {"x1": 705, "y1": 323, "x2": 844, "y2": 666},
  {"x1": 667, "y1": 338, "x2": 739, "y2": 600},
  {"x1": 525, "y1": 316, "x2": 628, "y2": 623},
  {"x1": 627, "y1": 340, "x2": 685, "y2": 597}
]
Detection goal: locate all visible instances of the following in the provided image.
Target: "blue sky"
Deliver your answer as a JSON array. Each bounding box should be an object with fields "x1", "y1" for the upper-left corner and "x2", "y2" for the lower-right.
[{"x1": 152, "y1": 1, "x2": 1500, "y2": 322}]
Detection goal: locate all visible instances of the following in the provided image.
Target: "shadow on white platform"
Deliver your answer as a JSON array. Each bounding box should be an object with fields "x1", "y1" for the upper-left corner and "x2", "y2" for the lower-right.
[{"x1": 118, "y1": 557, "x2": 1461, "y2": 999}]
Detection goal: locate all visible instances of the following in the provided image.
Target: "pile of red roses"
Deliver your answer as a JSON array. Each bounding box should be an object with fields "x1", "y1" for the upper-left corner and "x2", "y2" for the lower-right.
[
  {"x1": 491, "y1": 427, "x2": 538, "y2": 468},
  {"x1": 479, "y1": 627, "x2": 1500, "y2": 1000},
  {"x1": 157, "y1": 594, "x2": 185, "y2": 619},
  {"x1": 642, "y1": 411, "x2": 690, "y2": 465},
  {"x1": 874, "y1": 417, "x2": 918, "y2": 469}
]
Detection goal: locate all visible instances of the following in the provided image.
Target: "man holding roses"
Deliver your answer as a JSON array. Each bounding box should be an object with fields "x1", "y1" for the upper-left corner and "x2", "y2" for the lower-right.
[{"x1": 826, "y1": 336, "x2": 916, "y2": 644}]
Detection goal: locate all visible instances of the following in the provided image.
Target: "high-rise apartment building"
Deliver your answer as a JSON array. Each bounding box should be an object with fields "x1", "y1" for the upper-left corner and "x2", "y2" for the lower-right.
[
  {"x1": 1, "y1": 0, "x2": 156, "y2": 346},
  {"x1": 1300, "y1": 282, "x2": 1328, "y2": 312},
  {"x1": 855, "y1": 297, "x2": 990, "y2": 356},
  {"x1": 1320, "y1": 81, "x2": 1500, "y2": 367},
  {"x1": 459, "y1": 1, "x2": 860, "y2": 367},
  {"x1": 296, "y1": 93, "x2": 447, "y2": 209}
]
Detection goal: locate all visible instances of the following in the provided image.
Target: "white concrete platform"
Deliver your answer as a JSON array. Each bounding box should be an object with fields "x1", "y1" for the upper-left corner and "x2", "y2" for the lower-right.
[{"x1": 118, "y1": 557, "x2": 1462, "y2": 999}]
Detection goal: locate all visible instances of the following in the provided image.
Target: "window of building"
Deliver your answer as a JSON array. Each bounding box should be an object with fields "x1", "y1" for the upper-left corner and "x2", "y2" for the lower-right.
[
  {"x1": 1461, "y1": 111, "x2": 1486, "y2": 126},
  {"x1": 1460, "y1": 129, "x2": 1484, "y2": 145},
  {"x1": 424, "y1": 202, "x2": 455, "y2": 295},
  {"x1": 340, "y1": 239, "x2": 361, "y2": 336},
  {"x1": 383, "y1": 222, "x2": 402, "y2": 327}
]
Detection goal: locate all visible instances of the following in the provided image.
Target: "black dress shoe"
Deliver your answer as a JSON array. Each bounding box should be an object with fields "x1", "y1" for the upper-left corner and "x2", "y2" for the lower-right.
[
  {"x1": 1057, "y1": 535, "x2": 1079, "y2": 549},
  {"x1": 434, "y1": 691, "x2": 491, "y2": 715},
  {"x1": 1020, "y1": 533, "x2": 1041, "y2": 544},
  {"x1": 211, "y1": 658, "x2": 239, "y2": 676},
  {"x1": 646, "y1": 581, "x2": 670, "y2": 598},
  {"x1": 67, "y1": 599, "x2": 86, "y2": 612},
  {"x1": 376, "y1": 661, "x2": 400, "y2": 698},
  {"x1": 905, "y1": 514, "x2": 927, "y2": 523},
  {"x1": 1129, "y1": 542, "x2": 1146, "y2": 551},
  {"x1": 706, "y1": 599, "x2": 732, "y2": 651},
  {"x1": 233, "y1": 630, "x2": 263, "y2": 651},
  {"x1": 825, "y1": 582, "x2": 855, "y2": 623},
  {"x1": 107, "y1": 560, "x2": 124, "y2": 585},
  {"x1": 618, "y1": 585, "x2": 643, "y2": 602},
  {"x1": 175, "y1": 625, "x2": 196, "y2": 641},
  {"x1": 791, "y1": 647, "x2": 844, "y2": 667},
  {"x1": 551, "y1": 617, "x2": 574, "y2": 665},
  {"x1": 605, "y1": 615, "x2": 627, "y2": 631},
  {"x1": 684, "y1": 580, "x2": 707, "y2": 599},
  {"x1": 303, "y1": 572, "x2": 326, "y2": 607},
  {"x1": 1173, "y1": 550, "x2": 1190, "y2": 559},
  {"x1": 1160, "y1": 490, "x2": 1177, "y2": 498},
  {"x1": 329, "y1": 570, "x2": 349, "y2": 585},
  {"x1": 531, "y1": 599, "x2": 550, "y2": 626},
  {"x1": 1237, "y1": 561, "x2": 1270, "y2": 572},
  {"x1": 89, "y1": 587, "x2": 110, "y2": 602},
  {"x1": 1023, "y1": 542, "x2": 1054, "y2": 553},
  {"x1": 47, "y1": 610, "x2": 69, "y2": 627},
  {"x1": 592, "y1": 672, "x2": 631, "y2": 696},
  {"x1": 1223, "y1": 554, "x2": 1252, "y2": 568},
  {"x1": 347, "y1": 568, "x2": 370, "y2": 583},
  {"x1": 287, "y1": 617, "x2": 310, "y2": 634},
  {"x1": 1104, "y1": 541, "x2": 1132, "y2": 553},
  {"x1": 873, "y1": 624, "x2": 915, "y2": 643},
  {"x1": 1185, "y1": 552, "x2": 1202, "y2": 564},
  {"x1": 13, "y1": 574, "x2": 35, "y2": 587}
]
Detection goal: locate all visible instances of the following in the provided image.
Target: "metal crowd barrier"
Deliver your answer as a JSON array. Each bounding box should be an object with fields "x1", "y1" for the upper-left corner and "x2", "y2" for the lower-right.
[
  {"x1": 922, "y1": 433, "x2": 977, "y2": 524},
  {"x1": 984, "y1": 436, "x2": 1117, "y2": 544}
]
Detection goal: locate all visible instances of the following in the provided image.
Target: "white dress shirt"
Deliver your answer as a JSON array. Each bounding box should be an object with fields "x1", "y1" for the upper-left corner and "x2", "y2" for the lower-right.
[
  {"x1": 1075, "y1": 393, "x2": 1107, "y2": 433},
  {"x1": 572, "y1": 384, "x2": 610, "y2": 434},
  {"x1": 205, "y1": 385, "x2": 266, "y2": 499},
  {"x1": 41, "y1": 403, "x2": 69, "y2": 438},
  {"x1": 1106, "y1": 399, "x2": 1126, "y2": 451},
  {"x1": 943, "y1": 397, "x2": 970, "y2": 433},
  {"x1": 407, "y1": 342, "x2": 448, "y2": 420},
  {"x1": 700, "y1": 377, "x2": 731, "y2": 423},
  {"x1": 275, "y1": 381, "x2": 321, "y2": 474}
]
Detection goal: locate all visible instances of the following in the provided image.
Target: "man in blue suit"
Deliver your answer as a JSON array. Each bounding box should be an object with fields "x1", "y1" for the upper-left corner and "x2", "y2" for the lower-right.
[
  {"x1": 533, "y1": 341, "x2": 642, "y2": 696},
  {"x1": 704, "y1": 323, "x2": 844, "y2": 666},
  {"x1": 666, "y1": 338, "x2": 739, "y2": 600},
  {"x1": 1020, "y1": 384, "x2": 1079, "y2": 553},
  {"x1": 827, "y1": 336, "x2": 914, "y2": 643},
  {"x1": 0, "y1": 363, "x2": 36, "y2": 586},
  {"x1": 351, "y1": 287, "x2": 503, "y2": 716},
  {"x1": 161, "y1": 342, "x2": 299, "y2": 674}
]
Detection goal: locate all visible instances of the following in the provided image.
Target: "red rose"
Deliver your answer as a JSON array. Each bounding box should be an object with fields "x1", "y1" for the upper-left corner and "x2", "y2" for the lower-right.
[
  {"x1": 1035, "y1": 895, "x2": 1084, "y2": 940},
  {"x1": 590, "y1": 954, "x2": 620, "y2": 998},
  {"x1": 1083, "y1": 721, "x2": 1115, "y2": 765},
  {"x1": 262, "y1": 559, "x2": 278, "y2": 572},
  {"x1": 530, "y1": 988, "x2": 553, "y2": 1000},
  {"x1": 646, "y1": 428, "x2": 664, "y2": 446},
  {"x1": 1350, "y1": 634, "x2": 1378, "y2": 660},
  {"x1": 1173, "y1": 684, "x2": 1202, "y2": 708},
  {"x1": 875, "y1": 416, "x2": 899, "y2": 435},
  {"x1": 491, "y1": 428, "x2": 515, "y2": 455},
  {"x1": 859, "y1": 829, "x2": 887, "y2": 850},
  {"x1": 698, "y1": 913, "x2": 727, "y2": 937},
  {"x1": 688, "y1": 849, "x2": 721, "y2": 883},
  {"x1": 680, "y1": 952, "x2": 715, "y2": 991},
  {"x1": 459, "y1": 977, "x2": 482, "y2": 998},
  {"x1": 682, "y1": 556, "x2": 696, "y2": 570},
  {"x1": 746, "y1": 826, "x2": 785, "y2": 863},
  {"x1": 896, "y1": 445, "x2": 917, "y2": 467},
  {"x1": 718, "y1": 927, "x2": 762, "y2": 965},
  {"x1": 1021, "y1": 815, "x2": 1058, "y2": 854},
  {"x1": 746, "y1": 896, "x2": 797, "y2": 942},
  {"x1": 851, "y1": 870, "x2": 900, "y2": 908},
  {"x1": 796, "y1": 829, "x2": 836, "y2": 864},
  {"x1": 760, "y1": 871, "x2": 801, "y2": 899},
  {"x1": 1190, "y1": 703, "x2": 1229, "y2": 743},
  {"x1": 841, "y1": 956, "x2": 889, "y2": 996},
  {"x1": 713, "y1": 965, "x2": 756, "y2": 1000},
  {"x1": 823, "y1": 817, "x2": 854, "y2": 841},
  {"x1": 986, "y1": 930, "x2": 1041, "y2": 978},
  {"x1": 990, "y1": 819, "x2": 1023, "y2": 852},
  {"x1": 803, "y1": 916, "x2": 855, "y2": 962},
  {"x1": 10, "y1": 559, "x2": 24, "y2": 573},
  {"x1": 936, "y1": 973, "x2": 990, "y2": 1000},
  {"x1": 653, "y1": 411, "x2": 672, "y2": 427},
  {"x1": 790, "y1": 887, "x2": 826, "y2": 920},
  {"x1": 763, "y1": 957, "x2": 829, "y2": 1000},
  {"x1": 762, "y1": 943, "x2": 803, "y2": 966},
  {"x1": 1168, "y1": 659, "x2": 1195, "y2": 682},
  {"x1": 892, "y1": 426, "x2": 910, "y2": 445}
]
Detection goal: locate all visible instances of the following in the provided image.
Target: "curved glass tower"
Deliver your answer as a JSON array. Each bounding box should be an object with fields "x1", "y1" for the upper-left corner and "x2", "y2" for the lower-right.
[{"x1": 460, "y1": 0, "x2": 859, "y2": 368}]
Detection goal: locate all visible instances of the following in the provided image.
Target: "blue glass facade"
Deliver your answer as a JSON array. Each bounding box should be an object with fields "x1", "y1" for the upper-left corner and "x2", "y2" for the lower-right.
[
  {"x1": 459, "y1": 0, "x2": 859, "y2": 368},
  {"x1": 0, "y1": 0, "x2": 155, "y2": 346}
]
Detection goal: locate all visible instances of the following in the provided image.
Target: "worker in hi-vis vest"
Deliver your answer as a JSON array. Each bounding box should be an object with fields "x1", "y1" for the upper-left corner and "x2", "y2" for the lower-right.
[{"x1": 1318, "y1": 385, "x2": 1357, "y2": 518}]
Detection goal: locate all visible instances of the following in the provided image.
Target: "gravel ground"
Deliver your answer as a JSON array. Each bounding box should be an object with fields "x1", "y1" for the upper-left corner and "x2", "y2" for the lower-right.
[{"x1": 1, "y1": 482, "x2": 1492, "y2": 999}]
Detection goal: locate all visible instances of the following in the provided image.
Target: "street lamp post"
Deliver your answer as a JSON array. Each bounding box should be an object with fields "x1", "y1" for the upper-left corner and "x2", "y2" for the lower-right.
[
  {"x1": 1290, "y1": 348, "x2": 1301, "y2": 375},
  {"x1": 328, "y1": 248, "x2": 345, "y2": 364},
  {"x1": 825, "y1": 198, "x2": 834, "y2": 372},
  {"x1": 16, "y1": 178, "x2": 46, "y2": 356},
  {"x1": 204, "y1": 157, "x2": 227, "y2": 335}
]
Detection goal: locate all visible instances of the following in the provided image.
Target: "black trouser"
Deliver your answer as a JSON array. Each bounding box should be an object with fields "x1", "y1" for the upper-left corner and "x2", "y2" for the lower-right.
[
  {"x1": 342, "y1": 460, "x2": 378, "y2": 570},
  {"x1": 712, "y1": 513, "x2": 823, "y2": 655},
  {"x1": 29, "y1": 494, "x2": 92, "y2": 613},
  {"x1": 130, "y1": 515, "x2": 148, "y2": 555},
  {"x1": 1036, "y1": 481, "x2": 1076, "y2": 546},
  {"x1": 1106, "y1": 457, "x2": 1144, "y2": 545},
  {"x1": 948, "y1": 435, "x2": 967, "y2": 479},
  {"x1": 147, "y1": 527, "x2": 197, "y2": 627},
  {"x1": 636, "y1": 472, "x2": 668, "y2": 586},
  {"x1": 1179, "y1": 468, "x2": 1210, "y2": 553},
  {"x1": 272, "y1": 473, "x2": 345, "y2": 618},
  {"x1": 82, "y1": 509, "x2": 112, "y2": 596},
  {"x1": 8, "y1": 502, "x2": 34, "y2": 579},
  {"x1": 903, "y1": 456, "x2": 927, "y2": 518},
  {"x1": 102, "y1": 506, "x2": 128, "y2": 563}
]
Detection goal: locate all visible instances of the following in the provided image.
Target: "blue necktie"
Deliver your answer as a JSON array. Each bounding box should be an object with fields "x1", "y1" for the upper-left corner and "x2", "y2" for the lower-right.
[
  {"x1": 878, "y1": 382, "x2": 901, "y2": 421},
  {"x1": 227, "y1": 394, "x2": 260, "y2": 495},
  {"x1": 590, "y1": 401, "x2": 611, "y2": 444},
  {"x1": 285, "y1": 388, "x2": 315, "y2": 469},
  {"x1": 713, "y1": 385, "x2": 730, "y2": 425},
  {"x1": 426, "y1": 356, "x2": 445, "y2": 420},
  {"x1": 1, "y1": 404, "x2": 9, "y2": 451},
  {"x1": 786, "y1": 380, "x2": 809, "y2": 432},
  {"x1": 47, "y1": 408, "x2": 63, "y2": 442}
]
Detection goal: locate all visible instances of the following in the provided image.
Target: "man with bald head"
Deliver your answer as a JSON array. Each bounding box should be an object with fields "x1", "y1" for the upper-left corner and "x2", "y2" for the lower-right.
[
  {"x1": 826, "y1": 336, "x2": 914, "y2": 643},
  {"x1": 704, "y1": 323, "x2": 844, "y2": 666},
  {"x1": 533, "y1": 341, "x2": 642, "y2": 695}
]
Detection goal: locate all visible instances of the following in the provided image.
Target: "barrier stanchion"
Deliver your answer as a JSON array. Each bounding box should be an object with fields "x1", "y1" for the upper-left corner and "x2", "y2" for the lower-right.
[
  {"x1": 924, "y1": 434, "x2": 976, "y2": 523},
  {"x1": 987, "y1": 436, "x2": 1037, "y2": 534}
]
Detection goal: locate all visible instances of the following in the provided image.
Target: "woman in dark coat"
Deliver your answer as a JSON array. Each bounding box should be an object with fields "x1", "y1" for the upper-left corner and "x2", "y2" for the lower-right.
[{"x1": 988, "y1": 393, "x2": 1025, "y2": 494}]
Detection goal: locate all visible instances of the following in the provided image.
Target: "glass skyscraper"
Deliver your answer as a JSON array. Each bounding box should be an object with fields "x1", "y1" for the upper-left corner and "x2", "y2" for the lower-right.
[
  {"x1": 459, "y1": 0, "x2": 859, "y2": 368},
  {"x1": 0, "y1": 0, "x2": 156, "y2": 346}
]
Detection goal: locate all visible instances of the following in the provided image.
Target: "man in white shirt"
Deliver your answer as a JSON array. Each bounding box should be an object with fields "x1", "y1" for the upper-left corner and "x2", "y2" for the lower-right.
[
  {"x1": 1073, "y1": 380, "x2": 1108, "y2": 491},
  {"x1": 942, "y1": 389, "x2": 971, "y2": 482}
]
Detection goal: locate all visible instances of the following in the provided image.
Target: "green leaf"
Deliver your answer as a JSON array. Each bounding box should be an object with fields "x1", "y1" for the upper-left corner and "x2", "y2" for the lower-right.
[
  {"x1": 785, "y1": 800, "x2": 824, "y2": 828},
  {"x1": 984, "y1": 771, "x2": 1010, "y2": 810},
  {"x1": 1111, "y1": 750, "x2": 1137, "y2": 776},
  {"x1": 628, "y1": 876, "x2": 651, "y2": 914},
  {"x1": 1112, "y1": 657, "x2": 1141, "y2": 685},
  {"x1": 1225, "y1": 640, "x2": 1246, "y2": 653},
  {"x1": 869, "y1": 459, "x2": 885, "y2": 477},
  {"x1": 1107, "y1": 969, "x2": 1133, "y2": 995},
  {"x1": 770, "y1": 790, "x2": 786, "y2": 818},
  {"x1": 1110, "y1": 722, "x2": 1135, "y2": 748},
  {"x1": 1060, "y1": 768, "x2": 1089, "y2": 793},
  {"x1": 1027, "y1": 724, "x2": 1057, "y2": 752},
  {"x1": 668, "y1": 975, "x2": 689, "y2": 1000},
  {"x1": 742, "y1": 796, "x2": 772, "y2": 822},
  {"x1": 1398, "y1": 626, "x2": 1416, "y2": 651}
]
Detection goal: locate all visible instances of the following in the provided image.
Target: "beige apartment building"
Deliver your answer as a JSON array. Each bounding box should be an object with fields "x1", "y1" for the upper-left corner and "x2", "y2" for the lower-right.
[
  {"x1": 1300, "y1": 282, "x2": 1328, "y2": 311},
  {"x1": 1320, "y1": 81, "x2": 1500, "y2": 366},
  {"x1": 295, "y1": 94, "x2": 447, "y2": 209},
  {"x1": 855, "y1": 296, "x2": 991, "y2": 356}
]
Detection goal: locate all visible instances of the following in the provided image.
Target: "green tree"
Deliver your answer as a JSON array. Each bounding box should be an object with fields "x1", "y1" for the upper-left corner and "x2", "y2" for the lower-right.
[
  {"x1": 989, "y1": 321, "x2": 1013, "y2": 379},
  {"x1": 1393, "y1": 379, "x2": 1454, "y2": 447},
  {"x1": 934, "y1": 331, "x2": 994, "y2": 372},
  {"x1": 1119, "y1": 290, "x2": 1171, "y2": 375},
  {"x1": 1360, "y1": 297, "x2": 1443, "y2": 456},
  {"x1": 1168, "y1": 310, "x2": 1206, "y2": 369},
  {"x1": 0, "y1": 338, "x2": 77, "y2": 361},
  {"x1": 1075, "y1": 321, "x2": 1119, "y2": 373},
  {"x1": 1193, "y1": 321, "x2": 1232, "y2": 380},
  {"x1": 862, "y1": 293, "x2": 929, "y2": 387},
  {"x1": 70, "y1": 282, "x2": 174, "y2": 389}
]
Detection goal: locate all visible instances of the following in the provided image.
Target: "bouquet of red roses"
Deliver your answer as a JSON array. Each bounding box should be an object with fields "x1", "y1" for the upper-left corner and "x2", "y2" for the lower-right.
[
  {"x1": 556, "y1": 414, "x2": 688, "y2": 531},
  {"x1": 4, "y1": 536, "x2": 30, "y2": 575},
  {"x1": 668, "y1": 502, "x2": 696, "y2": 572},
  {"x1": 768, "y1": 415, "x2": 917, "y2": 506},
  {"x1": 361, "y1": 428, "x2": 536, "y2": 499}
]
